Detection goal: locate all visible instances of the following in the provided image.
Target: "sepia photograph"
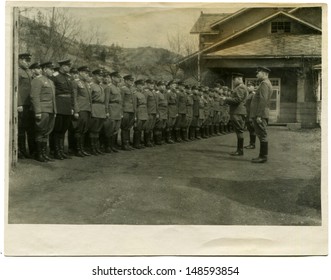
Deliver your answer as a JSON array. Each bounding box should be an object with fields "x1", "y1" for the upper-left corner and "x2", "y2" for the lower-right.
[{"x1": 4, "y1": 1, "x2": 327, "y2": 256}]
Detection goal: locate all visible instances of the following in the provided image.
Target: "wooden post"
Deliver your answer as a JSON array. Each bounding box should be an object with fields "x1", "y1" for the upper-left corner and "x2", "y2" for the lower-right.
[{"x1": 11, "y1": 7, "x2": 19, "y2": 167}]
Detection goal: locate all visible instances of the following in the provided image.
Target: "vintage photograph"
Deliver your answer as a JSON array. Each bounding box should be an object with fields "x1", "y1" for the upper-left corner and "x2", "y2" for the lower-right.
[{"x1": 4, "y1": 1, "x2": 327, "y2": 255}]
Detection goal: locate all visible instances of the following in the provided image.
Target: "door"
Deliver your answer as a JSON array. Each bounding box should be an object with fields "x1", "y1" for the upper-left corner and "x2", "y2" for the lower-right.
[{"x1": 245, "y1": 78, "x2": 280, "y2": 124}]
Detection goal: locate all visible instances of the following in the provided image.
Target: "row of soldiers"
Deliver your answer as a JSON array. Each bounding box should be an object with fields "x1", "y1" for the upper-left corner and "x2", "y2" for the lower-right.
[{"x1": 18, "y1": 53, "x2": 238, "y2": 162}]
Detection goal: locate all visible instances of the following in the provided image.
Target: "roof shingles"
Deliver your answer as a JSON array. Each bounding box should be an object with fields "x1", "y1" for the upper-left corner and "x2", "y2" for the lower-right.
[{"x1": 190, "y1": 13, "x2": 229, "y2": 33}]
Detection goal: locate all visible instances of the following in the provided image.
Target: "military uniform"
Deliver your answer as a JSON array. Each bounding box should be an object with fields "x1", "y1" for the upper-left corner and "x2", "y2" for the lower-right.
[
  {"x1": 165, "y1": 85, "x2": 178, "y2": 143},
  {"x1": 72, "y1": 66, "x2": 92, "y2": 156},
  {"x1": 154, "y1": 82, "x2": 168, "y2": 145},
  {"x1": 18, "y1": 53, "x2": 35, "y2": 158},
  {"x1": 133, "y1": 80, "x2": 148, "y2": 149},
  {"x1": 120, "y1": 75, "x2": 135, "y2": 150},
  {"x1": 143, "y1": 81, "x2": 158, "y2": 147},
  {"x1": 30, "y1": 63, "x2": 57, "y2": 162},
  {"x1": 251, "y1": 67, "x2": 273, "y2": 163},
  {"x1": 208, "y1": 93, "x2": 215, "y2": 136},
  {"x1": 202, "y1": 91, "x2": 210, "y2": 138},
  {"x1": 51, "y1": 59, "x2": 74, "y2": 159},
  {"x1": 185, "y1": 88, "x2": 194, "y2": 141},
  {"x1": 244, "y1": 84, "x2": 257, "y2": 149},
  {"x1": 174, "y1": 85, "x2": 187, "y2": 142},
  {"x1": 213, "y1": 90, "x2": 222, "y2": 135},
  {"x1": 190, "y1": 87, "x2": 200, "y2": 139}
]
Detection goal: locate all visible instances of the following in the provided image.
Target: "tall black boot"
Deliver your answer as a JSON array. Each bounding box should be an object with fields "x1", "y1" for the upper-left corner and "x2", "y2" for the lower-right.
[
  {"x1": 54, "y1": 135, "x2": 64, "y2": 160},
  {"x1": 133, "y1": 130, "x2": 142, "y2": 149},
  {"x1": 182, "y1": 128, "x2": 189, "y2": 142},
  {"x1": 195, "y1": 127, "x2": 201, "y2": 140},
  {"x1": 121, "y1": 130, "x2": 131, "y2": 151},
  {"x1": 35, "y1": 141, "x2": 46, "y2": 162},
  {"x1": 74, "y1": 136, "x2": 85, "y2": 157},
  {"x1": 252, "y1": 142, "x2": 268, "y2": 163},
  {"x1": 42, "y1": 142, "x2": 54, "y2": 161},
  {"x1": 60, "y1": 136, "x2": 71, "y2": 159},
  {"x1": 230, "y1": 138, "x2": 244, "y2": 156},
  {"x1": 205, "y1": 126, "x2": 209, "y2": 138},
  {"x1": 245, "y1": 135, "x2": 256, "y2": 149},
  {"x1": 165, "y1": 129, "x2": 174, "y2": 144},
  {"x1": 18, "y1": 135, "x2": 28, "y2": 159},
  {"x1": 81, "y1": 135, "x2": 91, "y2": 156},
  {"x1": 110, "y1": 135, "x2": 119, "y2": 152},
  {"x1": 90, "y1": 137, "x2": 98, "y2": 156}
]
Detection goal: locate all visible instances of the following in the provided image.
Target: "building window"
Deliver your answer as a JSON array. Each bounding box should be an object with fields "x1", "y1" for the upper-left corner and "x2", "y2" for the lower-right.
[{"x1": 271, "y1": 22, "x2": 291, "y2": 33}]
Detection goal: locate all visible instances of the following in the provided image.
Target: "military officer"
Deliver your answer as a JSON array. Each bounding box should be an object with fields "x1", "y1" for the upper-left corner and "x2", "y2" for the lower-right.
[
  {"x1": 222, "y1": 73, "x2": 248, "y2": 156},
  {"x1": 143, "y1": 79, "x2": 158, "y2": 147},
  {"x1": 165, "y1": 80, "x2": 178, "y2": 144},
  {"x1": 185, "y1": 85, "x2": 194, "y2": 141},
  {"x1": 244, "y1": 81, "x2": 257, "y2": 149},
  {"x1": 120, "y1": 74, "x2": 135, "y2": 150},
  {"x1": 71, "y1": 66, "x2": 92, "y2": 157},
  {"x1": 153, "y1": 81, "x2": 168, "y2": 145},
  {"x1": 133, "y1": 79, "x2": 148, "y2": 149},
  {"x1": 250, "y1": 67, "x2": 272, "y2": 163},
  {"x1": 29, "y1": 62, "x2": 57, "y2": 162},
  {"x1": 174, "y1": 81, "x2": 187, "y2": 142},
  {"x1": 51, "y1": 59, "x2": 74, "y2": 159},
  {"x1": 89, "y1": 69, "x2": 108, "y2": 155},
  {"x1": 18, "y1": 53, "x2": 35, "y2": 158}
]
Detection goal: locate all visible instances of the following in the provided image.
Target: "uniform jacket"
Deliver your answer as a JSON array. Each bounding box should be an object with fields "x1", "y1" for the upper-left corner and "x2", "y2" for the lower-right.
[
  {"x1": 208, "y1": 97, "x2": 214, "y2": 116},
  {"x1": 203, "y1": 95, "x2": 210, "y2": 117},
  {"x1": 186, "y1": 94, "x2": 194, "y2": 118},
  {"x1": 192, "y1": 94, "x2": 200, "y2": 117},
  {"x1": 90, "y1": 82, "x2": 107, "y2": 119},
  {"x1": 225, "y1": 83, "x2": 248, "y2": 115},
  {"x1": 166, "y1": 89, "x2": 178, "y2": 118},
  {"x1": 250, "y1": 78, "x2": 272, "y2": 119},
  {"x1": 30, "y1": 75, "x2": 56, "y2": 114},
  {"x1": 244, "y1": 91, "x2": 255, "y2": 118},
  {"x1": 18, "y1": 67, "x2": 32, "y2": 106},
  {"x1": 72, "y1": 78, "x2": 92, "y2": 113},
  {"x1": 51, "y1": 71, "x2": 73, "y2": 115},
  {"x1": 144, "y1": 89, "x2": 158, "y2": 114},
  {"x1": 105, "y1": 84, "x2": 122, "y2": 120},
  {"x1": 134, "y1": 89, "x2": 148, "y2": 120},
  {"x1": 156, "y1": 90, "x2": 168, "y2": 120},
  {"x1": 213, "y1": 94, "x2": 221, "y2": 112},
  {"x1": 198, "y1": 96, "x2": 205, "y2": 120},
  {"x1": 177, "y1": 90, "x2": 187, "y2": 114},
  {"x1": 121, "y1": 85, "x2": 135, "y2": 113}
]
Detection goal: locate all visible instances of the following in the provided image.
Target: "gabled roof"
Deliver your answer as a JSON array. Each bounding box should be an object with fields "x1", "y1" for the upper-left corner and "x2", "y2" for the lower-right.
[
  {"x1": 210, "y1": 8, "x2": 250, "y2": 28},
  {"x1": 190, "y1": 13, "x2": 230, "y2": 34},
  {"x1": 179, "y1": 10, "x2": 321, "y2": 64},
  {"x1": 205, "y1": 34, "x2": 321, "y2": 58}
]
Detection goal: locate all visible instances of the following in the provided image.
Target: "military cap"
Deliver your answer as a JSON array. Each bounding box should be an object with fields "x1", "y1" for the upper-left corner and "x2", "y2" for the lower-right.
[
  {"x1": 109, "y1": 71, "x2": 121, "y2": 78},
  {"x1": 70, "y1": 67, "x2": 79, "y2": 74},
  {"x1": 167, "y1": 80, "x2": 176, "y2": 86},
  {"x1": 77, "y1": 66, "x2": 90, "y2": 72},
  {"x1": 58, "y1": 59, "x2": 72, "y2": 66},
  {"x1": 135, "y1": 79, "x2": 145, "y2": 86},
  {"x1": 123, "y1": 74, "x2": 134, "y2": 81},
  {"x1": 92, "y1": 69, "x2": 104, "y2": 75},
  {"x1": 232, "y1": 72, "x2": 244, "y2": 78},
  {"x1": 19, "y1": 53, "x2": 32, "y2": 61},
  {"x1": 145, "y1": 79, "x2": 154, "y2": 84},
  {"x1": 256, "y1": 66, "x2": 271, "y2": 73},
  {"x1": 40, "y1": 61, "x2": 55, "y2": 69},
  {"x1": 29, "y1": 62, "x2": 41, "y2": 69},
  {"x1": 157, "y1": 81, "x2": 166, "y2": 86},
  {"x1": 247, "y1": 81, "x2": 256, "y2": 86}
]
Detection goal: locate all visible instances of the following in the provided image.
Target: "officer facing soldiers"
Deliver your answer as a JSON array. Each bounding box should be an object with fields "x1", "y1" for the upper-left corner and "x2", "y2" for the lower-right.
[
  {"x1": 244, "y1": 81, "x2": 257, "y2": 149},
  {"x1": 120, "y1": 74, "x2": 136, "y2": 150},
  {"x1": 18, "y1": 53, "x2": 35, "y2": 159},
  {"x1": 51, "y1": 59, "x2": 74, "y2": 159},
  {"x1": 133, "y1": 79, "x2": 148, "y2": 149},
  {"x1": 154, "y1": 81, "x2": 168, "y2": 145},
  {"x1": 251, "y1": 66, "x2": 273, "y2": 163},
  {"x1": 30, "y1": 62, "x2": 57, "y2": 162},
  {"x1": 71, "y1": 66, "x2": 92, "y2": 157},
  {"x1": 222, "y1": 73, "x2": 248, "y2": 156}
]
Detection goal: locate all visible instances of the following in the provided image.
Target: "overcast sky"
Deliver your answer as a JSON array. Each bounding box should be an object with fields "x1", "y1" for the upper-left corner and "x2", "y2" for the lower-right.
[{"x1": 20, "y1": 4, "x2": 241, "y2": 49}]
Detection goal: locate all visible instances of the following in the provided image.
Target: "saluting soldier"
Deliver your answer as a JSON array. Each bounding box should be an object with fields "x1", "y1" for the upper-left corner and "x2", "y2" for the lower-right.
[
  {"x1": 154, "y1": 81, "x2": 168, "y2": 145},
  {"x1": 143, "y1": 79, "x2": 158, "y2": 147},
  {"x1": 18, "y1": 53, "x2": 35, "y2": 158},
  {"x1": 30, "y1": 62, "x2": 57, "y2": 162},
  {"x1": 88, "y1": 69, "x2": 108, "y2": 155},
  {"x1": 51, "y1": 59, "x2": 74, "y2": 159},
  {"x1": 185, "y1": 85, "x2": 194, "y2": 141},
  {"x1": 222, "y1": 73, "x2": 248, "y2": 156},
  {"x1": 71, "y1": 66, "x2": 92, "y2": 157},
  {"x1": 250, "y1": 66, "x2": 272, "y2": 163},
  {"x1": 133, "y1": 79, "x2": 148, "y2": 149},
  {"x1": 165, "y1": 80, "x2": 178, "y2": 144},
  {"x1": 103, "y1": 71, "x2": 123, "y2": 153},
  {"x1": 244, "y1": 81, "x2": 257, "y2": 149},
  {"x1": 120, "y1": 74, "x2": 135, "y2": 151}
]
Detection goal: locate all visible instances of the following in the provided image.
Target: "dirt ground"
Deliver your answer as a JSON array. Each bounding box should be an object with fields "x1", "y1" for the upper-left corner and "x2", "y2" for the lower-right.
[{"x1": 8, "y1": 126, "x2": 321, "y2": 225}]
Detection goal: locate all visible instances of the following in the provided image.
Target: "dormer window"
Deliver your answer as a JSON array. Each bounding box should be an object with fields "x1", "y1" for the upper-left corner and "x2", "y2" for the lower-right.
[{"x1": 271, "y1": 22, "x2": 291, "y2": 33}]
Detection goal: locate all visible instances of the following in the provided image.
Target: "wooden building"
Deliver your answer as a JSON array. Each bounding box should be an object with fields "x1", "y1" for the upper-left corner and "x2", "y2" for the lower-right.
[{"x1": 181, "y1": 7, "x2": 322, "y2": 127}]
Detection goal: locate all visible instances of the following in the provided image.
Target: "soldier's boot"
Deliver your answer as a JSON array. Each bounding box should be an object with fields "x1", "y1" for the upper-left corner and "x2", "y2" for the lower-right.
[
  {"x1": 110, "y1": 136, "x2": 119, "y2": 153},
  {"x1": 113, "y1": 133, "x2": 120, "y2": 150},
  {"x1": 145, "y1": 131, "x2": 153, "y2": 147},
  {"x1": 245, "y1": 135, "x2": 256, "y2": 149},
  {"x1": 35, "y1": 141, "x2": 47, "y2": 162},
  {"x1": 165, "y1": 129, "x2": 173, "y2": 144},
  {"x1": 74, "y1": 136, "x2": 85, "y2": 157},
  {"x1": 252, "y1": 142, "x2": 268, "y2": 163},
  {"x1": 133, "y1": 130, "x2": 141, "y2": 149},
  {"x1": 81, "y1": 136, "x2": 91, "y2": 156},
  {"x1": 42, "y1": 142, "x2": 54, "y2": 162},
  {"x1": 188, "y1": 127, "x2": 194, "y2": 141},
  {"x1": 181, "y1": 128, "x2": 188, "y2": 142},
  {"x1": 230, "y1": 138, "x2": 244, "y2": 156},
  {"x1": 204, "y1": 126, "x2": 209, "y2": 138},
  {"x1": 121, "y1": 130, "x2": 131, "y2": 151},
  {"x1": 27, "y1": 135, "x2": 36, "y2": 158},
  {"x1": 90, "y1": 138, "x2": 98, "y2": 156},
  {"x1": 154, "y1": 130, "x2": 162, "y2": 145},
  {"x1": 127, "y1": 130, "x2": 135, "y2": 150},
  {"x1": 175, "y1": 129, "x2": 182, "y2": 142},
  {"x1": 195, "y1": 128, "x2": 201, "y2": 140},
  {"x1": 53, "y1": 136, "x2": 64, "y2": 160},
  {"x1": 59, "y1": 137, "x2": 72, "y2": 159},
  {"x1": 104, "y1": 137, "x2": 112, "y2": 153},
  {"x1": 228, "y1": 122, "x2": 233, "y2": 133},
  {"x1": 220, "y1": 124, "x2": 225, "y2": 135},
  {"x1": 95, "y1": 139, "x2": 105, "y2": 155},
  {"x1": 161, "y1": 129, "x2": 166, "y2": 144}
]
